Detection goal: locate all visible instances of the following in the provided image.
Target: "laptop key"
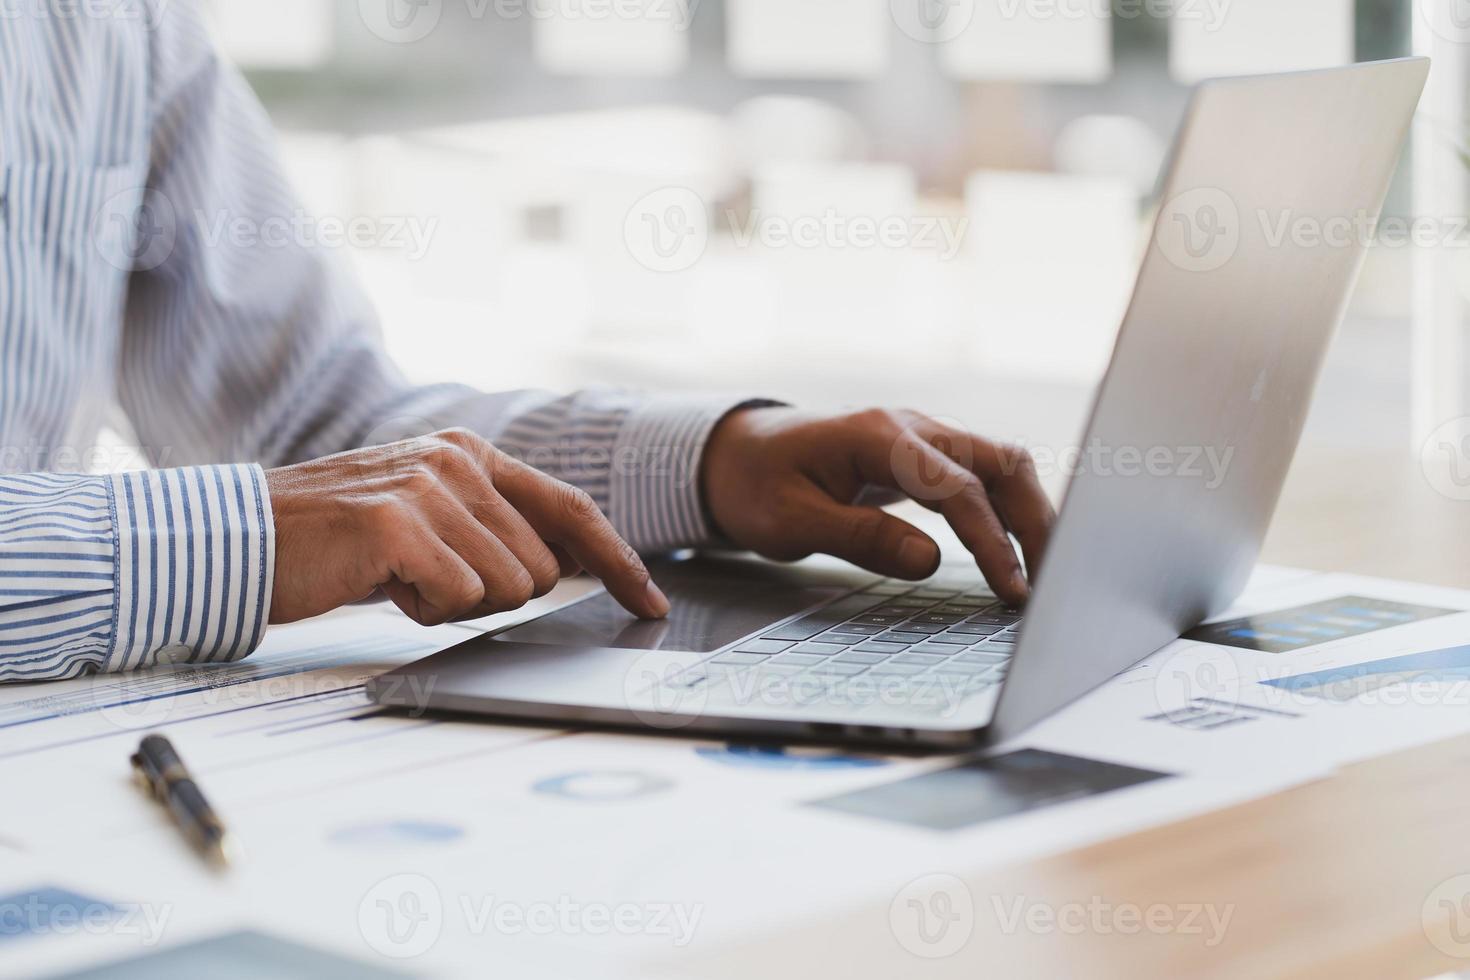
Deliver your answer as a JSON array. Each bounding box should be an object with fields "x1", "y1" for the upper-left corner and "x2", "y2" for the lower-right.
[
  {"x1": 956, "y1": 652, "x2": 1010, "y2": 665},
  {"x1": 855, "y1": 641, "x2": 910, "y2": 655},
  {"x1": 739, "y1": 639, "x2": 795, "y2": 655},
  {"x1": 929, "y1": 658, "x2": 987, "y2": 675},
  {"x1": 896, "y1": 621, "x2": 946, "y2": 634},
  {"x1": 808, "y1": 662, "x2": 869, "y2": 676},
  {"x1": 947, "y1": 623, "x2": 1002, "y2": 636},
  {"x1": 759, "y1": 594, "x2": 891, "y2": 641},
  {"x1": 834, "y1": 651, "x2": 887, "y2": 665},
  {"x1": 868, "y1": 663, "x2": 927, "y2": 675},
  {"x1": 819, "y1": 632, "x2": 870, "y2": 645},
  {"x1": 911, "y1": 613, "x2": 964, "y2": 626},
  {"x1": 879, "y1": 631, "x2": 930, "y2": 645},
  {"x1": 838, "y1": 624, "x2": 886, "y2": 636},
  {"x1": 712, "y1": 652, "x2": 770, "y2": 666},
  {"x1": 894, "y1": 653, "x2": 947, "y2": 665},
  {"x1": 851, "y1": 614, "x2": 907, "y2": 627},
  {"x1": 910, "y1": 642, "x2": 962, "y2": 657},
  {"x1": 790, "y1": 642, "x2": 842, "y2": 656},
  {"x1": 862, "y1": 584, "x2": 912, "y2": 596},
  {"x1": 772, "y1": 653, "x2": 828, "y2": 666},
  {"x1": 925, "y1": 633, "x2": 974, "y2": 646}
]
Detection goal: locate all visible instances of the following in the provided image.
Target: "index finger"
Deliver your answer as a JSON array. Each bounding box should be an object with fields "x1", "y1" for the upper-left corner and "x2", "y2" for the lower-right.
[
  {"x1": 843, "y1": 417, "x2": 1031, "y2": 603},
  {"x1": 493, "y1": 461, "x2": 670, "y2": 620},
  {"x1": 968, "y1": 435, "x2": 1055, "y2": 581}
]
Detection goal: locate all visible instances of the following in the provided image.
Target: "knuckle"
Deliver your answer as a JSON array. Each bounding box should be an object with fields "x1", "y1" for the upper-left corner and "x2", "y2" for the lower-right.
[
  {"x1": 361, "y1": 495, "x2": 410, "y2": 531},
  {"x1": 422, "y1": 440, "x2": 475, "y2": 478},
  {"x1": 527, "y1": 552, "x2": 562, "y2": 596},
  {"x1": 403, "y1": 461, "x2": 444, "y2": 494},
  {"x1": 490, "y1": 569, "x2": 536, "y2": 610},
  {"x1": 998, "y1": 441, "x2": 1035, "y2": 472},
  {"x1": 453, "y1": 580, "x2": 486, "y2": 613},
  {"x1": 559, "y1": 485, "x2": 602, "y2": 523},
  {"x1": 842, "y1": 511, "x2": 886, "y2": 550},
  {"x1": 434, "y1": 426, "x2": 478, "y2": 448},
  {"x1": 616, "y1": 540, "x2": 649, "y2": 581}
]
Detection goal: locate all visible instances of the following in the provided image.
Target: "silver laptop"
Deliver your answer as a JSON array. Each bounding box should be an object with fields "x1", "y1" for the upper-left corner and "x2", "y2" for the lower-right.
[{"x1": 368, "y1": 59, "x2": 1429, "y2": 749}]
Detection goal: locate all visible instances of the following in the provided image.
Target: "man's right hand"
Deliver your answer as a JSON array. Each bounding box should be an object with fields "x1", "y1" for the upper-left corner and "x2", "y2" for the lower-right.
[{"x1": 264, "y1": 428, "x2": 671, "y2": 626}]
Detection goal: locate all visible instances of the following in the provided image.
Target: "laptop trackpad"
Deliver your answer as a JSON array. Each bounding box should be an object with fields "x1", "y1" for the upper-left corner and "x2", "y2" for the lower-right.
[{"x1": 488, "y1": 556, "x2": 864, "y2": 653}]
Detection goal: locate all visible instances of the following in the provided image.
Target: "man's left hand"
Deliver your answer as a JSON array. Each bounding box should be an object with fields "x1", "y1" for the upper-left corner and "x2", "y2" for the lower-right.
[{"x1": 701, "y1": 407, "x2": 1055, "y2": 606}]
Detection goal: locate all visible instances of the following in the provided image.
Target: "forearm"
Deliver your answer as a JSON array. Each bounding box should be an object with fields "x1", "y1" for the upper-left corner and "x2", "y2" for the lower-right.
[{"x1": 0, "y1": 467, "x2": 273, "y2": 682}]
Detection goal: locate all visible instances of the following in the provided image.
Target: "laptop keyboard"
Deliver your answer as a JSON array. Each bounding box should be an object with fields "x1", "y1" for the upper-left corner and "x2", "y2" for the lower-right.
[{"x1": 665, "y1": 578, "x2": 1020, "y2": 702}]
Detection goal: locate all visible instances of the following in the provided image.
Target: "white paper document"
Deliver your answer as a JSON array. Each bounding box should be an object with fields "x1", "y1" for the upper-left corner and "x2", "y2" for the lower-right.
[{"x1": 8, "y1": 564, "x2": 1470, "y2": 978}]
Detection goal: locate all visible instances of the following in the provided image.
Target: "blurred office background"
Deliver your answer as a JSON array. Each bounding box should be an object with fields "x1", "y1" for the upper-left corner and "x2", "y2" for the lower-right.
[{"x1": 204, "y1": 0, "x2": 1470, "y2": 581}]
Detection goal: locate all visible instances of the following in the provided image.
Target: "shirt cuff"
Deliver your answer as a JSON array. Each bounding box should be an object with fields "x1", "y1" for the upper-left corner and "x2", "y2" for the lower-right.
[
  {"x1": 608, "y1": 396, "x2": 781, "y2": 553},
  {"x1": 106, "y1": 463, "x2": 274, "y2": 673}
]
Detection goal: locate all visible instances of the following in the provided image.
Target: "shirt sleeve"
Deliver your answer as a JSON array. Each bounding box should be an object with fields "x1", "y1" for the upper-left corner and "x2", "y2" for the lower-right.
[{"x1": 0, "y1": 466, "x2": 272, "y2": 682}]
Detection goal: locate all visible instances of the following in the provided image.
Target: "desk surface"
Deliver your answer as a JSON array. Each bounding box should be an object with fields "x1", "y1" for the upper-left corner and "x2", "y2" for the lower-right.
[{"x1": 680, "y1": 731, "x2": 1470, "y2": 979}]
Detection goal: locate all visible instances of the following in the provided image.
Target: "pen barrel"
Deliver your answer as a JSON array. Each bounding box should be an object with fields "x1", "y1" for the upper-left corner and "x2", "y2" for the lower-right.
[{"x1": 165, "y1": 778, "x2": 225, "y2": 848}]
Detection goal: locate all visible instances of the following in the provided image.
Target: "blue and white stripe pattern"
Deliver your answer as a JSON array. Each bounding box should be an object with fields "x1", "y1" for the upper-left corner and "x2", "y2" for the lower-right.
[{"x1": 0, "y1": 0, "x2": 742, "y2": 681}]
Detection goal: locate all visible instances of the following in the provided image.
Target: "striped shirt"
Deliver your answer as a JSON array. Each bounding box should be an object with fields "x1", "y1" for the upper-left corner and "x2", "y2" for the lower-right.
[{"x1": 0, "y1": 0, "x2": 742, "y2": 681}]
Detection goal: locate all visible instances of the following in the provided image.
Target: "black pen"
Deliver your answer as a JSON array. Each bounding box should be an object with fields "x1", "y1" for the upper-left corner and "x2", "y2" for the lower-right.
[{"x1": 131, "y1": 734, "x2": 241, "y2": 868}]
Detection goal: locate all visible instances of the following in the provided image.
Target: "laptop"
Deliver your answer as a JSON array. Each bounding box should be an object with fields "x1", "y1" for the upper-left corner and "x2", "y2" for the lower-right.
[{"x1": 368, "y1": 58, "x2": 1430, "y2": 749}]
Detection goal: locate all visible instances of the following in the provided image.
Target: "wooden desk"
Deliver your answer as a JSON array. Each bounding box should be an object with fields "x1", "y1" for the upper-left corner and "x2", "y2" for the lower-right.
[{"x1": 677, "y1": 732, "x2": 1470, "y2": 979}]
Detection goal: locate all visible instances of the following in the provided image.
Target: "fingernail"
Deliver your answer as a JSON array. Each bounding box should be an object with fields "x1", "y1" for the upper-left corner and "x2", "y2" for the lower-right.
[
  {"x1": 899, "y1": 535, "x2": 940, "y2": 573},
  {"x1": 1011, "y1": 570, "x2": 1030, "y2": 599},
  {"x1": 644, "y1": 580, "x2": 671, "y2": 618}
]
